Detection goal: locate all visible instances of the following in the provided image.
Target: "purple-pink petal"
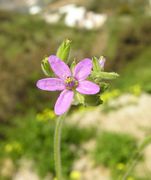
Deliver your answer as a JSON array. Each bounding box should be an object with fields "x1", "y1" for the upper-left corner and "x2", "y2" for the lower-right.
[
  {"x1": 73, "y1": 58, "x2": 92, "y2": 81},
  {"x1": 76, "y1": 80, "x2": 100, "y2": 95},
  {"x1": 54, "y1": 90, "x2": 74, "y2": 115},
  {"x1": 48, "y1": 55, "x2": 71, "y2": 80},
  {"x1": 36, "y1": 78, "x2": 65, "y2": 91}
]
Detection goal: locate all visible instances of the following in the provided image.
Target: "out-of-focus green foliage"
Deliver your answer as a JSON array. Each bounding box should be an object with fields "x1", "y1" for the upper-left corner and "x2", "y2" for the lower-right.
[
  {"x1": 0, "y1": 11, "x2": 56, "y2": 121},
  {"x1": 87, "y1": 0, "x2": 148, "y2": 14},
  {"x1": 113, "y1": 48, "x2": 151, "y2": 92},
  {"x1": 101, "y1": 84, "x2": 141, "y2": 104},
  {"x1": 105, "y1": 16, "x2": 151, "y2": 92},
  {"x1": 111, "y1": 17, "x2": 151, "y2": 70},
  {"x1": 0, "y1": 110, "x2": 96, "y2": 178},
  {"x1": 0, "y1": 10, "x2": 97, "y2": 122},
  {"x1": 94, "y1": 131, "x2": 138, "y2": 167},
  {"x1": 93, "y1": 131, "x2": 138, "y2": 179},
  {"x1": 100, "y1": 84, "x2": 142, "y2": 112}
]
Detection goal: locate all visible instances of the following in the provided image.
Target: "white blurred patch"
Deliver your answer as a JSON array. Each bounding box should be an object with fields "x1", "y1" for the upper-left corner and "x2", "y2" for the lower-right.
[
  {"x1": 43, "y1": 4, "x2": 107, "y2": 30},
  {"x1": 29, "y1": 6, "x2": 41, "y2": 14}
]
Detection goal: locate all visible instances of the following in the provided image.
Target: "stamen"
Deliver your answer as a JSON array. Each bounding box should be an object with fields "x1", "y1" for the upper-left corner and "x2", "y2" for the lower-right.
[{"x1": 65, "y1": 76, "x2": 78, "y2": 90}]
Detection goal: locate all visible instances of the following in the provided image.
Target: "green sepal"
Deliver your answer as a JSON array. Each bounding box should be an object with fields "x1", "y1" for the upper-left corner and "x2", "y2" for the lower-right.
[
  {"x1": 92, "y1": 71, "x2": 119, "y2": 81},
  {"x1": 56, "y1": 39, "x2": 71, "y2": 62},
  {"x1": 73, "y1": 92, "x2": 85, "y2": 105},
  {"x1": 92, "y1": 56, "x2": 101, "y2": 72},
  {"x1": 41, "y1": 57, "x2": 53, "y2": 76},
  {"x1": 71, "y1": 59, "x2": 76, "y2": 73},
  {"x1": 100, "y1": 82, "x2": 110, "y2": 93}
]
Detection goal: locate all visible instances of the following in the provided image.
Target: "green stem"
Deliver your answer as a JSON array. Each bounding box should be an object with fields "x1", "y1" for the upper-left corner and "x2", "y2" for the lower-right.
[
  {"x1": 121, "y1": 136, "x2": 151, "y2": 180},
  {"x1": 121, "y1": 153, "x2": 141, "y2": 180},
  {"x1": 54, "y1": 114, "x2": 66, "y2": 180}
]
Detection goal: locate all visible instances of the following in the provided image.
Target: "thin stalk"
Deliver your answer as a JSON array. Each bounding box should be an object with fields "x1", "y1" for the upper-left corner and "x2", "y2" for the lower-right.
[
  {"x1": 121, "y1": 136, "x2": 151, "y2": 180},
  {"x1": 121, "y1": 152, "x2": 142, "y2": 180},
  {"x1": 54, "y1": 114, "x2": 66, "y2": 180}
]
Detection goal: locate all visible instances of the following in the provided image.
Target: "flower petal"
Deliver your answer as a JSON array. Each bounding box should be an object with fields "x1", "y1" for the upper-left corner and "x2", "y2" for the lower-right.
[
  {"x1": 73, "y1": 58, "x2": 92, "y2": 81},
  {"x1": 55, "y1": 90, "x2": 74, "y2": 115},
  {"x1": 76, "y1": 80, "x2": 100, "y2": 95},
  {"x1": 36, "y1": 78, "x2": 65, "y2": 91},
  {"x1": 48, "y1": 55, "x2": 71, "y2": 80}
]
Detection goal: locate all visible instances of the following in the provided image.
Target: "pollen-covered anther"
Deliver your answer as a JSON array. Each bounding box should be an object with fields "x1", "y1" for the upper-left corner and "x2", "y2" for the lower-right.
[{"x1": 65, "y1": 76, "x2": 78, "y2": 90}]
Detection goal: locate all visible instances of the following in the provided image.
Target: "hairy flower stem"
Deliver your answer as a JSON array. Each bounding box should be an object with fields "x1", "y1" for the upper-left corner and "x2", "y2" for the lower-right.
[{"x1": 54, "y1": 114, "x2": 66, "y2": 180}]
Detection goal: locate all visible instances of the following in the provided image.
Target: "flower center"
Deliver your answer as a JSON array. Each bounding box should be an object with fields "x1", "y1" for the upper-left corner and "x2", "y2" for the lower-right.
[{"x1": 65, "y1": 76, "x2": 78, "y2": 90}]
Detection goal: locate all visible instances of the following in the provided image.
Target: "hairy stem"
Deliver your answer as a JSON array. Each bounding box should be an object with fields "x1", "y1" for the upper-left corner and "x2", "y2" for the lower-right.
[{"x1": 54, "y1": 114, "x2": 66, "y2": 180}]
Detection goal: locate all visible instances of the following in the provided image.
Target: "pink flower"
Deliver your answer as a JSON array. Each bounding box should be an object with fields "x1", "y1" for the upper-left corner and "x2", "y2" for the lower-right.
[{"x1": 36, "y1": 55, "x2": 100, "y2": 115}]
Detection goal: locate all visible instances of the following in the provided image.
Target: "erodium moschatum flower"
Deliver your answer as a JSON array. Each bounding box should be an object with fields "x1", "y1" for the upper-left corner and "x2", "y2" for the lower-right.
[{"x1": 36, "y1": 55, "x2": 100, "y2": 115}]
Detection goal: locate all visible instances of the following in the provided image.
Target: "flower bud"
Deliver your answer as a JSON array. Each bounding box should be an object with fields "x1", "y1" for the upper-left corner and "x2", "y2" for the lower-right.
[
  {"x1": 56, "y1": 39, "x2": 71, "y2": 62},
  {"x1": 92, "y1": 56, "x2": 106, "y2": 72},
  {"x1": 41, "y1": 57, "x2": 53, "y2": 76},
  {"x1": 99, "y1": 56, "x2": 106, "y2": 70}
]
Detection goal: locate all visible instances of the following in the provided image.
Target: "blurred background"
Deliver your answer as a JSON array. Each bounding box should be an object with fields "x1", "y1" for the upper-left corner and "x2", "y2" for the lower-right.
[{"x1": 0, "y1": 0, "x2": 151, "y2": 179}]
